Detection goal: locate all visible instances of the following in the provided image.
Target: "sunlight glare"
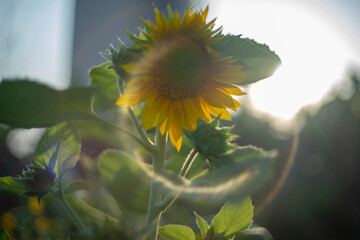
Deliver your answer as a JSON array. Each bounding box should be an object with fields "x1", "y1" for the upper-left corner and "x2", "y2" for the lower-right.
[{"x1": 208, "y1": 0, "x2": 360, "y2": 122}]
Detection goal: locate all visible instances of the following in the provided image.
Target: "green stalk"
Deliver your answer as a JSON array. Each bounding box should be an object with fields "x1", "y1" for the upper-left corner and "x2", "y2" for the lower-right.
[
  {"x1": 51, "y1": 186, "x2": 87, "y2": 234},
  {"x1": 156, "y1": 149, "x2": 198, "y2": 212},
  {"x1": 179, "y1": 149, "x2": 198, "y2": 177},
  {"x1": 145, "y1": 129, "x2": 167, "y2": 240}
]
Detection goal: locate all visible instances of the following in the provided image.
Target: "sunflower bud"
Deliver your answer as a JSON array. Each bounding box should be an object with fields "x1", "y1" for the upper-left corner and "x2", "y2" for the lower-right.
[
  {"x1": 22, "y1": 166, "x2": 56, "y2": 199},
  {"x1": 186, "y1": 119, "x2": 236, "y2": 165}
]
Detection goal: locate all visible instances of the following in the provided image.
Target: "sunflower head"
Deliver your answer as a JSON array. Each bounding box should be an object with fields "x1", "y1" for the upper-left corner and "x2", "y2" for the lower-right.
[{"x1": 117, "y1": 5, "x2": 248, "y2": 151}]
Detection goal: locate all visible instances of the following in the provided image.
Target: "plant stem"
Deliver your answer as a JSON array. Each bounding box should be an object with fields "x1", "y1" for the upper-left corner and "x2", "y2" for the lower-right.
[
  {"x1": 51, "y1": 188, "x2": 87, "y2": 234},
  {"x1": 117, "y1": 77, "x2": 154, "y2": 149},
  {"x1": 145, "y1": 129, "x2": 167, "y2": 240},
  {"x1": 179, "y1": 149, "x2": 198, "y2": 178},
  {"x1": 156, "y1": 149, "x2": 198, "y2": 212}
]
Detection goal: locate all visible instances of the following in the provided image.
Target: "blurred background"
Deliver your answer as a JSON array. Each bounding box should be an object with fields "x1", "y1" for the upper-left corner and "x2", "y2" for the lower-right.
[{"x1": 0, "y1": 0, "x2": 359, "y2": 239}]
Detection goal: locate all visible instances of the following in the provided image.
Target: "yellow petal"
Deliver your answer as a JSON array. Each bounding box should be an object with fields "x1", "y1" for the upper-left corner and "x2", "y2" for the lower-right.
[{"x1": 206, "y1": 104, "x2": 232, "y2": 120}]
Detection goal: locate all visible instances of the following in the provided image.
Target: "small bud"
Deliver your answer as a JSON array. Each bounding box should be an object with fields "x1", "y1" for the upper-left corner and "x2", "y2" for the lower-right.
[{"x1": 186, "y1": 119, "x2": 236, "y2": 166}]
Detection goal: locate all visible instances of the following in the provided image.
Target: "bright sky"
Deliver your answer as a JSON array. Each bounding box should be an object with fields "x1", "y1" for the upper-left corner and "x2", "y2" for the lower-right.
[
  {"x1": 0, "y1": 0, "x2": 75, "y2": 89},
  {"x1": 203, "y1": 0, "x2": 360, "y2": 125},
  {"x1": 1, "y1": 0, "x2": 75, "y2": 158}
]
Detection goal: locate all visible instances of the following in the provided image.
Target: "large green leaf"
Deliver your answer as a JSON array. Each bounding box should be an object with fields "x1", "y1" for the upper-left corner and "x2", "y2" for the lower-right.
[
  {"x1": 158, "y1": 224, "x2": 195, "y2": 240},
  {"x1": 211, "y1": 196, "x2": 254, "y2": 237},
  {"x1": 212, "y1": 34, "x2": 281, "y2": 84},
  {"x1": 0, "y1": 80, "x2": 96, "y2": 128},
  {"x1": 98, "y1": 149, "x2": 150, "y2": 214},
  {"x1": 0, "y1": 177, "x2": 32, "y2": 195},
  {"x1": 89, "y1": 62, "x2": 119, "y2": 110},
  {"x1": 34, "y1": 123, "x2": 81, "y2": 177}
]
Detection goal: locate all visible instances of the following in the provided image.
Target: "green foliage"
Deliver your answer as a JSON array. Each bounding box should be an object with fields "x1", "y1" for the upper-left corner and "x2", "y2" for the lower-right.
[
  {"x1": 211, "y1": 196, "x2": 254, "y2": 237},
  {"x1": 150, "y1": 146, "x2": 276, "y2": 204},
  {"x1": 186, "y1": 119, "x2": 236, "y2": 166},
  {"x1": 0, "y1": 80, "x2": 95, "y2": 128},
  {"x1": 194, "y1": 212, "x2": 209, "y2": 239},
  {"x1": 65, "y1": 194, "x2": 118, "y2": 225},
  {"x1": 98, "y1": 150, "x2": 150, "y2": 213},
  {"x1": 0, "y1": 227, "x2": 11, "y2": 240},
  {"x1": 158, "y1": 224, "x2": 195, "y2": 240},
  {"x1": 235, "y1": 227, "x2": 273, "y2": 240},
  {"x1": 89, "y1": 62, "x2": 119, "y2": 110},
  {"x1": 0, "y1": 5, "x2": 281, "y2": 239},
  {"x1": 161, "y1": 197, "x2": 253, "y2": 240},
  {"x1": 34, "y1": 123, "x2": 81, "y2": 177},
  {"x1": 0, "y1": 176, "x2": 32, "y2": 195},
  {"x1": 212, "y1": 34, "x2": 281, "y2": 84},
  {"x1": 100, "y1": 43, "x2": 141, "y2": 79}
]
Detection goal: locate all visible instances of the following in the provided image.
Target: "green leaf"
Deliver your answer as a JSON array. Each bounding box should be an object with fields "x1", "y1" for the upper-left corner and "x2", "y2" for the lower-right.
[
  {"x1": 235, "y1": 227, "x2": 273, "y2": 240},
  {"x1": 158, "y1": 225, "x2": 195, "y2": 240},
  {"x1": 211, "y1": 196, "x2": 254, "y2": 237},
  {"x1": 194, "y1": 212, "x2": 209, "y2": 239},
  {"x1": 89, "y1": 62, "x2": 119, "y2": 110},
  {"x1": 0, "y1": 226, "x2": 11, "y2": 240},
  {"x1": 98, "y1": 149, "x2": 150, "y2": 213},
  {"x1": 212, "y1": 34, "x2": 281, "y2": 84},
  {"x1": 0, "y1": 80, "x2": 96, "y2": 128},
  {"x1": 65, "y1": 194, "x2": 118, "y2": 225},
  {"x1": 0, "y1": 177, "x2": 32, "y2": 195},
  {"x1": 34, "y1": 123, "x2": 81, "y2": 177}
]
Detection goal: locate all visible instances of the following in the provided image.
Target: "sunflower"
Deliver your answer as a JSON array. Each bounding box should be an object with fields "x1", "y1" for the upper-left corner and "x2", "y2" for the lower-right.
[{"x1": 117, "y1": 6, "x2": 248, "y2": 151}]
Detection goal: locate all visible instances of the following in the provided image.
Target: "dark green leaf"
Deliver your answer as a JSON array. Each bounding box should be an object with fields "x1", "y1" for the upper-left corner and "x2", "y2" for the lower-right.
[
  {"x1": 89, "y1": 63, "x2": 119, "y2": 110},
  {"x1": 98, "y1": 150, "x2": 150, "y2": 213},
  {"x1": 212, "y1": 35, "x2": 281, "y2": 84},
  {"x1": 0, "y1": 177, "x2": 32, "y2": 195},
  {"x1": 0, "y1": 80, "x2": 96, "y2": 128},
  {"x1": 34, "y1": 123, "x2": 81, "y2": 177},
  {"x1": 194, "y1": 212, "x2": 209, "y2": 239},
  {"x1": 211, "y1": 196, "x2": 254, "y2": 237},
  {"x1": 0, "y1": 226, "x2": 11, "y2": 240},
  {"x1": 158, "y1": 224, "x2": 195, "y2": 240}
]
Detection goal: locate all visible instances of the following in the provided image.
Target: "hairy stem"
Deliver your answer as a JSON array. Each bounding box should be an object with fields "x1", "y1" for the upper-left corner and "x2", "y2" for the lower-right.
[
  {"x1": 156, "y1": 149, "x2": 198, "y2": 212},
  {"x1": 51, "y1": 184, "x2": 87, "y2": 234},
  {"x1": 145, "y1": 130, "x2": 167, "y2": 240}
]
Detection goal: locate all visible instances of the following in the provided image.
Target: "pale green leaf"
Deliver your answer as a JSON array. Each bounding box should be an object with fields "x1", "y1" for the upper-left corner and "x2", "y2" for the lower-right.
[
  {"x1": 159, "y1": 224, "x2": 195, "y2": 240},
  {"x1": 89, "y1": 62, "x2": 119, "y2": 110},
  {"x1": 212, "y1": 35, "x2": 281, "y2": 84},
  {"x1": 194, "y1": 212, "x2": 209, "y2": 239},
  {"x1": 34, "y1": 123, "x2": 81, "y2": 177},
  {"x1": 211, "y1": 196, "x2": 254, "y2": 237},
  {"x1": 98, "y1": 149, "x2": 150, "y2": 213},
  {"x1": 66, "y1": 194, "x2": 118, "y2": 225}
]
